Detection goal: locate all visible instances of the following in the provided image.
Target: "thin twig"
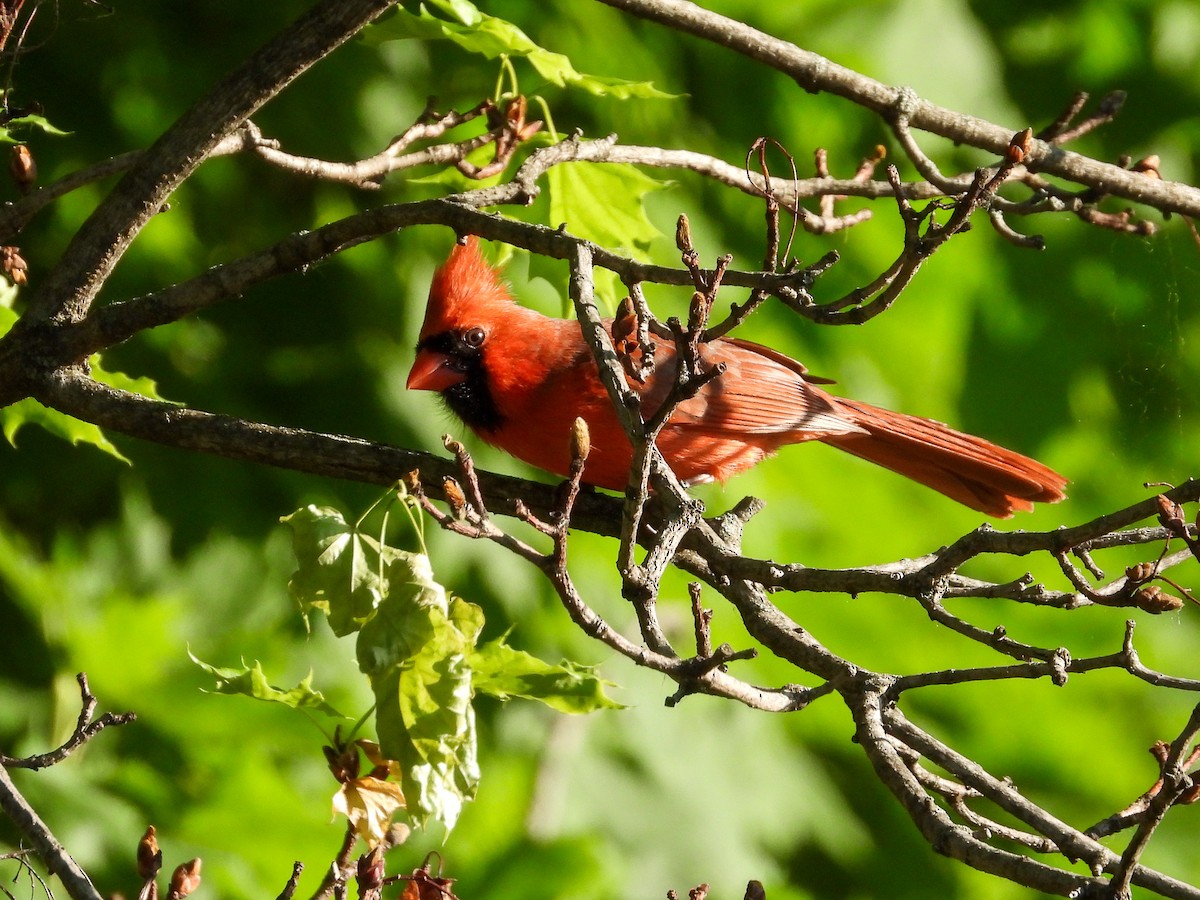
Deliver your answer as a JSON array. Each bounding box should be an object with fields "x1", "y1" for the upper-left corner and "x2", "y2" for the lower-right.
[
  {"x1": 1107, "y1": 703, "x2": 1200, "y2": 899},
  {"x1": 1, "y1": 673, "x2": 136, "y2": 770}
]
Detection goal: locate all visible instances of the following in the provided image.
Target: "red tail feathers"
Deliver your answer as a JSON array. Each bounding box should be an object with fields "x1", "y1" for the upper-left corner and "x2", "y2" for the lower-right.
[{"x1": 819, "y1": 395, "x2": 1066, "y2": 517}]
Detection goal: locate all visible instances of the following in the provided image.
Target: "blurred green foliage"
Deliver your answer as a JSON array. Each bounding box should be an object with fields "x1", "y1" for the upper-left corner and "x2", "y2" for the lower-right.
[{"x1": 1, "y1": 1, "x2": 1198, "y2": 898}]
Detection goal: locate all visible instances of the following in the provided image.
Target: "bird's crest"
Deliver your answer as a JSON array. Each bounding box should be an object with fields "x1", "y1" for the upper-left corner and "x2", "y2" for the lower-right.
[{"x1": 420, "y1": 235, "x2": 512, "y2": 339}]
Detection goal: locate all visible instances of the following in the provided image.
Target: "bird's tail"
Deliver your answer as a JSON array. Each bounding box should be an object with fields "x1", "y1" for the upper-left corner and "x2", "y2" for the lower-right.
[{"x1": 817, "y1": 396, "x2": 1066, "y2": 518}]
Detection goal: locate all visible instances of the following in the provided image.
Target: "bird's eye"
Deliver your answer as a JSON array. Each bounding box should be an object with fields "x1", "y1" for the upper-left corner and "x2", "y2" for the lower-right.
[{"x1": 463, "y1": 327, "x2": 486, "y2": 348}]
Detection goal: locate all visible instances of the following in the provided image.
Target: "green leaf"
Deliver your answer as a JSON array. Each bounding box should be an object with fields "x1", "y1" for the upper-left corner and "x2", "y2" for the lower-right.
[
  {"x1": 370, "y1": 662, "x2": 479, "y2": 831},
  {"x1": 547, "y1": 161, "x2": 669, "y2": 306},
  {"x1": 189, "y1": 652, "x2": 347, "y2": 718},
  {"x1": 548, "y1": 162, "x2": 666, "y2": 252},
  {"x1": 91, "y1": 355, "x2": 172, "y2": 401},
  {"x1": 0, "y1": 320, "x2": 175, "y2": 462},
  {"x1": 285, "y1": 500, "x2": 618, "y2": 831},
  {"x1": 6, "y1": 114, "x2": 70, "y2": 136},
  {"x1": 282, "y1": 504, "x2": 443, "y2": 637},
  {"x1": 285, "y1": 503, "x2": 480, "y2": 829},
  {"x1": 1, "y1": 397, "x2": 131, "y2": 461},
  {"x1": 447, "y1": 593, "x2": 485, "y2": 645},
  {"x1": 423, "y1": 0, "x2": 480, "y2": 25},
  {"x1": 471, "y1": 638, "x2": 624, "y2": 713},
  {"x1": 0, "y1": 114, "x2": 71, "y2": 143},
  {"x1": 361, "y1": 592, "x2": 481, "y2": 830},
  {"x1": 375, "y1": 2, "x2": 675, "y2": 100},
  {"x1": 355, "y1": 580, "x2": 446, "y2": 677}
]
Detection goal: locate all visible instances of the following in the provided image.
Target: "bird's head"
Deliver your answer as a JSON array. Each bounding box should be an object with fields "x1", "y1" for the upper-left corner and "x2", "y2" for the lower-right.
[
  {"x1": 407, "y1": 236, "x2": 516, "y2": 430},
  {"x1": 407, "y1": 236, "x2": 510, "y2": 392}
]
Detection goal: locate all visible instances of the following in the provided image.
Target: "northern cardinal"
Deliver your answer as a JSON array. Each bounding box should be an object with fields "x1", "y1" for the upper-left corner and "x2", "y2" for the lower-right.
[{"x1": 407, "y1": 237, "x2": 1066, "y2": 517}]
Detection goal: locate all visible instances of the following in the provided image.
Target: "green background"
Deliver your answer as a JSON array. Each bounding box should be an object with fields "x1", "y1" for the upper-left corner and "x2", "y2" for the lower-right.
[{"x1": 2, "y1": 1, "x2": 1199, "y2": 897}]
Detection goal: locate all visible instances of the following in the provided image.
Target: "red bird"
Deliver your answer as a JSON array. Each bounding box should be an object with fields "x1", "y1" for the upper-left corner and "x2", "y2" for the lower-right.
[{"x1": 407, "y1": 237, "x2": 1067, "y2": 518}]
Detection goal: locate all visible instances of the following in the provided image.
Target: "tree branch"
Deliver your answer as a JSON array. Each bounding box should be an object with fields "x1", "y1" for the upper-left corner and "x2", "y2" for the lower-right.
[
  {"x1": 597, "y1": 0, "x2": 1200, "y2": 217},
  {"x1": 0, "y1": 767, "x2": 102, "y2": 900},
  {"x1": 25, "y1": 0, "x2": 400, "y2": 326},
  {"x1": 0, "y1": 673, "x2": 136, "y2": 770}
]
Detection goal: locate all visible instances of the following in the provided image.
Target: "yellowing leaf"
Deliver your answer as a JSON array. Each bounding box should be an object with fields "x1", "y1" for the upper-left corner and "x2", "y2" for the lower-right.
[{"x1": 332, "y1": 775, "x2": 408, "y2": 847}]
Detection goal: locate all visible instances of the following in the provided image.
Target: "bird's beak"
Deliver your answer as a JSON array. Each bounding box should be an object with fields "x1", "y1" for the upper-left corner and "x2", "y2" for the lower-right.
[{"x1": 407, "y1": 348, "x2": 467, "y2": 392}]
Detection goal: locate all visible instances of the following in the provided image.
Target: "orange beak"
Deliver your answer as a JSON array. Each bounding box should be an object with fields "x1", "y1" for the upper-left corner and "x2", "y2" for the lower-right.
[{"x1": 407, "y1": 348, "x2": 467, "y2": 392}]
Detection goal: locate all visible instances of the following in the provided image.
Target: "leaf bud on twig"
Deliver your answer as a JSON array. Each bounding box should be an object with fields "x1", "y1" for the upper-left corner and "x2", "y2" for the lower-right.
[
  {"x1": 9, "y1": 144, "x2": 35, "y2": 192},
  {"x1": 401, "y1": 470, "x2": 422, "y2": 496},
  {"x1": 323, "y1": 744, "x2": 359, "y2": 783},
  {"x1": 1, "y1": 245, "x2": 28, "y2": 285},
  {"x1": 1007, "y1": 128, "x2": 1033, "y2": 166},
  {"x1": 1155, "y1": 494, "x2": 1188, "y2": 535},
  {"x1": 570, "y1": 416, "x2": 590, "y2": 463},
  {"x1": 356, "y1": 846, "x2": 385, "y2": 897},
  {"x1": 1133, "y1": 585, "x2": 1182, "y2": 614},
  {"x1": 136, "y1": 825, "x2": 163, "y2": 881},
  {"x1": 611, "y1": 296, "x2": 638, "y2": 358},
  {"x1": 167, "y1": 859, "x2": 201, "y2": 900},
  {"x1": 675, "y1": 214, "x2": 693, "y2": 253},
  {"x1": 1125, "y1": 562, "x2": 1155, "y2": 583},
  {"x1": 442, "y1": 476, "x2": 467, "y2": 518},
  {"x1": 688, "y1": 291, "x2": 708, "y2": 332},
  {"x1": 1131, "y1": 155, "x2": 1162, "y2": 179}
]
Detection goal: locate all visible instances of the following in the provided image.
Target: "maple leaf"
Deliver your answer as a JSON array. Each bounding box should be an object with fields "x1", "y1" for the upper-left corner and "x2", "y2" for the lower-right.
[{"x1": 332, "y1": 775, "x2": 408, "y2": 847}]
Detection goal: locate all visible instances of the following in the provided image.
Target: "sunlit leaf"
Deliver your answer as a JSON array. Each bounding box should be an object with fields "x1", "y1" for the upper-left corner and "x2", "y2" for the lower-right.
[
  {"x1": 3, "y1": 114, "x2": 71, "y2": 138},
  {"x1": 547, "y1": 161, "x2": 669, "y2": 306},
  {"x1": 282, "y1": 505, "x2": 442, "y2": 637},
  {"x1": 0, "y1": 326, "x2": 175, "y2": 461},
  {"x1": 360, "y1": 590, "x2": 481, "y2": 831},
  {"x1": 1, "y1": 398, "x2": 128, "y2": 458},
  {"x1": 369, "y1": 659, "x2": 479, "y2": 831},
  {"x1": 355, "y1": 583, "x2": 446, "y2": 677},
  {"x1": 374, "y1": 2, "x2": 675, "y2": 99},
  {"x1": 189, "y1": 652, "x2": 347, "y2": 718},
  {"x1": 91, "y1": 355, "x2": 172, "y2": 402},
  {"x1": 447, "y1": 594, "x2": 485, "y2": 645},
  {"x1": 284, "y1": 501, "x2": 618, "y2": 832},
  {"x1": 471, "y1": 638, "x2": 623, "y2": 713},
  {"x1": 548, "y1": 162, "x2": 666, "y2": 253}
]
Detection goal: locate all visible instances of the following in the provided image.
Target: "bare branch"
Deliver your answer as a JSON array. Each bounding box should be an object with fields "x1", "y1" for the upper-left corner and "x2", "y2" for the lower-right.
[
  {"x1": 0, "y1": 764, "x2": 103, "y2": 900},
  {"x1": 26, "y1": 0, "x2": 401, "y2": 325},
  {"x1": 0, "y1": 673, "x2": 136, "y2": 769},
  {"x1": 597, "y1": 0, "x2": 1200, "y2": 217},
  {"x1": 1107, "y1": 703, "x2": 1200, "y2": 899}
]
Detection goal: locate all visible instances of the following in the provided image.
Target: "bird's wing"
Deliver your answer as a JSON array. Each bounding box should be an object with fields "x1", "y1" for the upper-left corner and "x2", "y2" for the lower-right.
[{"x1": 643, "y1": 337, "x2": 866, "y2": 439}]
